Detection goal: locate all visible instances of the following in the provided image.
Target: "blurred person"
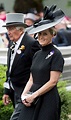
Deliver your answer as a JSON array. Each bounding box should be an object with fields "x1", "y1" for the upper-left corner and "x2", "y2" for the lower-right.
[
  {"x1": 0, "y1": 19, "x2": 8, "y2": 48},
  {"x1": 17, "y1": 5, "x2": 65, "y2": 120},
  {"x1": 0, "y1": 3, "x2": 6, "y2": 21},
  {"x1": 25, "y1": 12, "x2": 40, "y2": 38},
  {"x1": 27, "y1": 8, "x2": 42, "y2": 20},
  {"x1": 2, "y1": 13, "x2": 40, "y2": 120},
  {"x1": 25, "y1": 13, "x2": 37, "y2": 27},
  {"x1": 13, "y1": 0, "x2": 43, "y2": 16},
  {"x1": 67, "y1": 24, "x2": 71, "y2": 30},
  {"x1": 0, "y1": 3, "x2": 6, "y2": 14},
  {"x1": 66, "y1": 17, "x2": 71, "y2": 30},
  {"x1": 52, "y1": 17, "x2": 71, "y2": 46}
]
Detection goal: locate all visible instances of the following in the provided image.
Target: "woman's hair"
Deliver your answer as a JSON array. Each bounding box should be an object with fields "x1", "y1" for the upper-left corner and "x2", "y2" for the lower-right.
[{"x1": 49, "y1": 28, "x2": 56, "y2": 36}]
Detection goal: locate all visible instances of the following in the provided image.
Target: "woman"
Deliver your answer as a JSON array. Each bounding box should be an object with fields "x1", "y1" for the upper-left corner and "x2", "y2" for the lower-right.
[{"x1": 18, "y1": 5, "x2": 65, "y2": 120}]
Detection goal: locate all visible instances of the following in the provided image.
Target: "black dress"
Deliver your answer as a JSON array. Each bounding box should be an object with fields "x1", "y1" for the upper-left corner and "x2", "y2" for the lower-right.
[{"x1": 18, "y1": 43, "x2": 64, "y2": 120}]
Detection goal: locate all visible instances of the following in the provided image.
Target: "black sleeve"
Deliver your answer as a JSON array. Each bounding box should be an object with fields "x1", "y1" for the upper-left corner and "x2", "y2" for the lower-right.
[
  {"x1": 50, "y1": 50, "x2": 64, "y2": 72},
  {"x1": 4, "y1": 88, "x2": 10, "y2": 95}
]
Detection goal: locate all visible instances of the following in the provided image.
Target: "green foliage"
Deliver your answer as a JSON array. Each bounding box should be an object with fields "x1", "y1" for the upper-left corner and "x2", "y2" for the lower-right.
[
  {"x1": 0, "y1": 65, "x2": 7, "y2": 85},
  {"x1": 58, "y1": 81, "x2": 70, "y2": 120},
  {"x1": 67, "y1": 91, "x2": 71, "y2": 114},
  {"x1": 0, "y1": 101, "x2": 13, "y2": 120},
  {"x1": 0, "y1": 65, "x2": 13, "y2": 120},
  {"x1": 0, "y1": 65, "x2": 7, "y2": 99},
  {"x1": 0, "y1": 65, "x2": 71, "y2": 120},
  {"x1": 67, "y1": 1, "x2": 71, "y2": 7}
]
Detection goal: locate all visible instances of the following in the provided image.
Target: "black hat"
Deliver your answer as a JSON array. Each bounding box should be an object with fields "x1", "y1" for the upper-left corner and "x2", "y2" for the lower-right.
[{"x1": 26, "y1": 5, "x2": 65, "y2": 34}]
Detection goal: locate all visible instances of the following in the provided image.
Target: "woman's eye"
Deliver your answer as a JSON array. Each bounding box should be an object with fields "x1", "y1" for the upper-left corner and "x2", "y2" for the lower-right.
[
  {"x1": 43, "y1": 33, "x2": 47, "y2": 35},
  {"x1": 38, "y1": 32, "x2": 41, "y2": 35}
]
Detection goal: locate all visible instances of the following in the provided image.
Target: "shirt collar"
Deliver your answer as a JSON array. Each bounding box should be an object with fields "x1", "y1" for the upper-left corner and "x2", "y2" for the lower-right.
[{"x1": 16, "y1": 32, "x2": 25, "y2": 46}]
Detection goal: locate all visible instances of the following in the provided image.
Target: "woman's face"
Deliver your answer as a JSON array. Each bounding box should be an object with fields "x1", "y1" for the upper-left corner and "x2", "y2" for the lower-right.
[{"x1": 38, "y1": 29, "x2": 53, "y2": 46}]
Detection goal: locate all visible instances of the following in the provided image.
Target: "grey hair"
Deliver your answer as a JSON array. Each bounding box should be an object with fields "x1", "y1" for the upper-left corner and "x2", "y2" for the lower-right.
[{"x1": 16, "y1": 26, "x2": 25, "y2": 31}]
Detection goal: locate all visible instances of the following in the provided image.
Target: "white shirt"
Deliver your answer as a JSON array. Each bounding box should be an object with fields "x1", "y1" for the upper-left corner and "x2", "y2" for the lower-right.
[{"x1": 9, "y1": 33, "x2": 25, "y2": 72}]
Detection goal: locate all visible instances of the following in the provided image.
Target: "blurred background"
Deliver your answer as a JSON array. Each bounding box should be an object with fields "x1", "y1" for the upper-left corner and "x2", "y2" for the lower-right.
[
  {"x1": 0, "y1": 0, "x2": 71, "y2": 16},
  {"x1": 0, "y1": 1, "x2": 71, "y2": 119}
]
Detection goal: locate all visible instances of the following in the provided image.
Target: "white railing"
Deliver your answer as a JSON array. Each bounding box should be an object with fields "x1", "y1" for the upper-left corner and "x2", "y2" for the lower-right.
[
  {"x1": 58, "y1": 46, "x2": 71, "y2": 66},
  {"x1": 0, "y1": 48, "x2": 8, "y2": 65},
  {"x1": 0, "y1": 46, "x2": 71, "y2": 65},
  {"x1": 58, "y1": 46, "x2": 71, "y2": 56},
  {"x1": 0, "y1": 48, "x2": 8, "y2": 56},
  {"x1": 0, "y1": 46, "x2": 71, "y2": 80}
]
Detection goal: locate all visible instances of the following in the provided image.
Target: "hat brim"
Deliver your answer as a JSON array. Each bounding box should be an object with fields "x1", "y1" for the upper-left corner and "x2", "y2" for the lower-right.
[
  {"x1": 3, "y1": 23, "x2": 28, "y2": 28},
  {"x1": 26, "y1": 17, "x2": 64, "y2": 34}
]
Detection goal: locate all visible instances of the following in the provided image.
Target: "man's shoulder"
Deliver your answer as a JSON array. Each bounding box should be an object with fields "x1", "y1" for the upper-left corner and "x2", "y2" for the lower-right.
[
  {"x1": 23, "y1": 32, "x2": 38, "y2": 45},
  {"x1": 25, "y1": 33, "x2": 36, "y2": 42}
]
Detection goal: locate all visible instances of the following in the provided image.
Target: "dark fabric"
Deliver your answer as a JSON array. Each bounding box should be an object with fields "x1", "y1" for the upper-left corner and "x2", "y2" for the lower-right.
[
  {"x1": 17, "y1": 43, "x2": 64, "y2": 120},
  {"x1": 3, "y1": 32, "x2": 40, "y2": 119},
  {"x1": 53, "y1": 29, "x2": 71, "y2": 46},
  {"x1": 8, "y1": 88, "x2": 15, "y2": 108},
  {"x1": 18, "y1": 97, "x2": 42, "y2": 120},
  {"x1": 4, "y1": 32, "x2": 40, "y2": 93},
  {"x1": 10, "y1": 102, "x2": 23, "y2": 120}
]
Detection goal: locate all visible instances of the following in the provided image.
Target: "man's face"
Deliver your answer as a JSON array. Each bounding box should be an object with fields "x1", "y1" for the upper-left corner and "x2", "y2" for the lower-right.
[
  {"x1": 25, "y1": 19, "x2": 34, "y2": 26},
  {"x1": 6, "y1": 26, "x2": 22, "y2": 42}
]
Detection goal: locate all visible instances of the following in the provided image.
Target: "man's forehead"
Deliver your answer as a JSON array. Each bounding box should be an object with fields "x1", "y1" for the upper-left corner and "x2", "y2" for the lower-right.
[
  {"x1": 6, "y1": 26, "x2": 16, "y2": 31},
  {"x1": 6, "y1": 25, "x2": 15, "y2": 28}
]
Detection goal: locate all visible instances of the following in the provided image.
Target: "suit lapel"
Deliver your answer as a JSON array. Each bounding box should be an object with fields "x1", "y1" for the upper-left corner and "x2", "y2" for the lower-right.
[
  {"x1": 11, "y1": 33, "x2": 27, "y2": 73},
  {"x1": 7, "y1": 44, "x2": 12, "y2": 72}
]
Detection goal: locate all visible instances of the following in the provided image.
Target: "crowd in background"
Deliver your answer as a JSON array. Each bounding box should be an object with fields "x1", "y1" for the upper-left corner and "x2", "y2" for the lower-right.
[
  {"x1": 0, "y1": 2, "x2": 71, "y2": 120},
  {"x1": 0, "y1": 2, "x2": 71, "y2": 48}
]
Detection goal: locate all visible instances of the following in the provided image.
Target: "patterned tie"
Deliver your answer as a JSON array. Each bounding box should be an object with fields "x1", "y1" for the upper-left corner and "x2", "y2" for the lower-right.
[{"x1": 10, "y1": 42, "x2": 16, "y2": 54}]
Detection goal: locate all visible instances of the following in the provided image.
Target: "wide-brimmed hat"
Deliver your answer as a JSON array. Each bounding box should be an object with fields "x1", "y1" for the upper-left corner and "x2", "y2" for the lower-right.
[
  {"x1": 3, "y1": 13, "x2": 28, "y2": 28},
  {"x1": 26, "y1": 5, "x2": 65, "y2": 34}
]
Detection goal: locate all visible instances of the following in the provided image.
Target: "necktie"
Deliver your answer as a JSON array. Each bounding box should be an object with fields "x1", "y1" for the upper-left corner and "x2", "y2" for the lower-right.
[{"x1": 10, "y1": 42, "x2": 16, "y2": 54}]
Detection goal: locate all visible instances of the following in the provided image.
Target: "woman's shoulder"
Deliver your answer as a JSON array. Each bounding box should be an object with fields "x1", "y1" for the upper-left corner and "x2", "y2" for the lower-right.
[
  {"x1": 53, "y1": 45, "x2": 61, "y2": 52},
  {"x1": 53, "y1": 45, "x2": 63, "y2": 57}
]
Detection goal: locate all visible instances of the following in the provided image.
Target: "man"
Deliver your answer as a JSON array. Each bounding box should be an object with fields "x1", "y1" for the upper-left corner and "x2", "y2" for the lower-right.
[
  {"x1": 24, "y1": 13, "x2": 37, "y2": 27},
  {"x1": 52, "y1": 19, "x2": 71, "y2": 46},
  {"x1": 2, "y1": 13, "x2": 40, "y2": 120},
  {"x1": 53, "y1": 28, "x2": 71, "y2": 46}
]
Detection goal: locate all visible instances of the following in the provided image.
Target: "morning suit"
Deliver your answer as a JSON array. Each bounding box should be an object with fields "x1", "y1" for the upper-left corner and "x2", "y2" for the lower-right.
[{"x1": 4, "y1": 32, "x2": 40, "y2": 120}]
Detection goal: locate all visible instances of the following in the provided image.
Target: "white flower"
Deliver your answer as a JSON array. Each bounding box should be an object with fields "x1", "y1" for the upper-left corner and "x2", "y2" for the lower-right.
[{"x1": 45, "y1": 51, "x2": 54, "y2": 59}]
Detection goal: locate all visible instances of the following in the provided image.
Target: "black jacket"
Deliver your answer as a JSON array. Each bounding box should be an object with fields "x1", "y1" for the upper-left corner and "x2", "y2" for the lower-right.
[{"x1": 4, "y1": 32, "x2": 40, "y2": 96}]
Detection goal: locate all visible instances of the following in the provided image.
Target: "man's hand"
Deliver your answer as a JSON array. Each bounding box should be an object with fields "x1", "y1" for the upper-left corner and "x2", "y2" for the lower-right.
[{"x1": 2, "y1": 94, "x2": 11, "y2": 105}]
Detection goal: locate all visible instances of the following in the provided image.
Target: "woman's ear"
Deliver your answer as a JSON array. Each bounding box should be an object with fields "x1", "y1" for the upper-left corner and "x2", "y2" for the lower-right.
[{"x1": 53, "y1": 30, "x2": 56, "y2": 36}]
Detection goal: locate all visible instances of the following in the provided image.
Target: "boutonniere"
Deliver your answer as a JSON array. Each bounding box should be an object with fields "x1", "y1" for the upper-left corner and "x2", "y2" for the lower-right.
[
  {"x1": 17, "y1": 45, "x2": 25, "y2": 54},
  {"x1": 45, "y1": 50, "x2": 54, "y2": 59},
  {"x1": 19, "y1": 45, "x2": 25, "y2": 50}
]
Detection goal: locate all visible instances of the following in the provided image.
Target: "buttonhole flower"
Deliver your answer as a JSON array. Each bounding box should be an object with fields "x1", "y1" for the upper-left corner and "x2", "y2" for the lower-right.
[
  {"x1": 19, "y1": 45, "x2": 25, "y2": 51},
  {"x1": 17, "y1": 45, "x2": 25, "y2": 54}
]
